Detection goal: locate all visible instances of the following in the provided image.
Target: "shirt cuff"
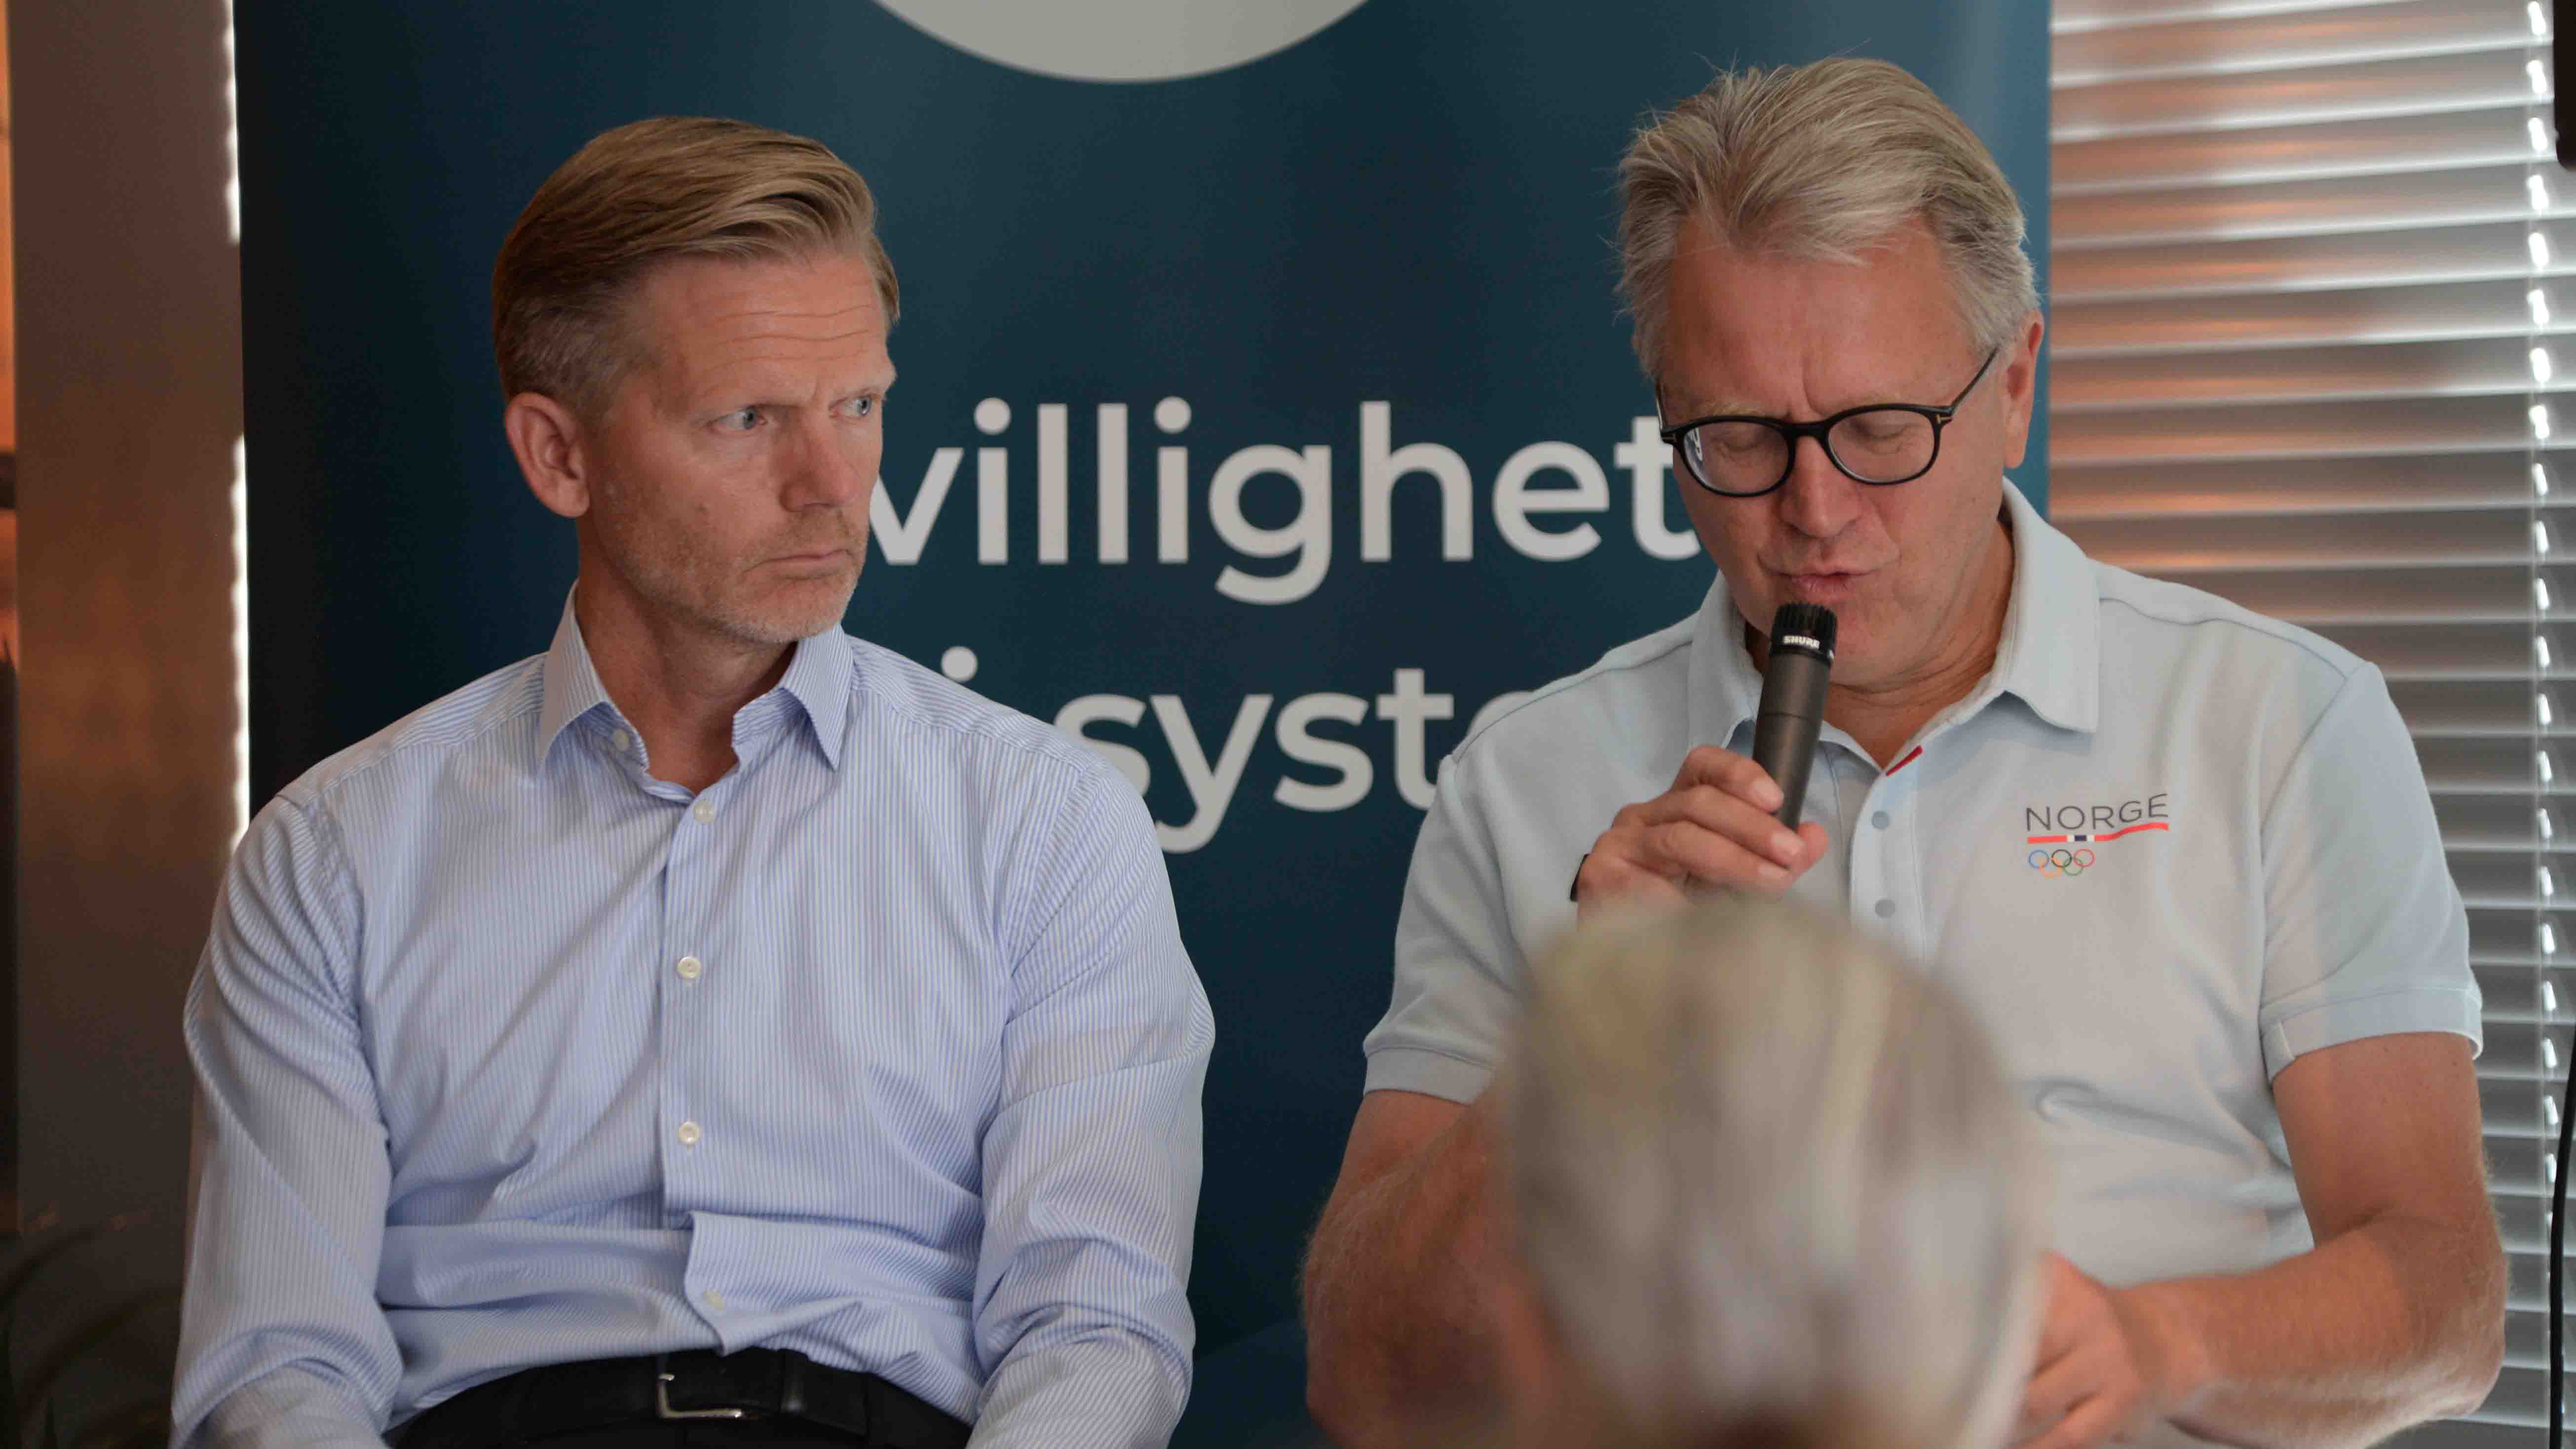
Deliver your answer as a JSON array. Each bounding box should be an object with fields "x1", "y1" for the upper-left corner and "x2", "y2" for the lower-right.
[
  {"x1": 2260, "y1": 985, "x2": 2484, "y2": 1080},
  {"x1": 1362, "y1": 1046, "x2": 1494, "y2": 1104}
]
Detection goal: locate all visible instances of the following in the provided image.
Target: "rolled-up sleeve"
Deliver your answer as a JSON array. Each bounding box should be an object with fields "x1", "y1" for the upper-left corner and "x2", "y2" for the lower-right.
[
  {"x1": 172, "y1": 793, "x2": 397, "y2": 1449},
  {"x1": 969, "y1": 768, "x2": 1213, "y2": 1449},
  {"x1": 2257, "y1": 663, "x2": 2481, "y2": 1078},
  {"x1": 1363, "y1": 752, "x2": 1524, "y2": 1104}
]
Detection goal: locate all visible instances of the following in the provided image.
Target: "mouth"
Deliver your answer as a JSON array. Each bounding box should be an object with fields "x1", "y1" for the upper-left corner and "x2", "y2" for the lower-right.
[
  {"x1": 1773, "y1": 569, "x2": 1871, "y2": 604},
  {"x1": 767, "y1": 547, "x2": 855, "y2": 572}
]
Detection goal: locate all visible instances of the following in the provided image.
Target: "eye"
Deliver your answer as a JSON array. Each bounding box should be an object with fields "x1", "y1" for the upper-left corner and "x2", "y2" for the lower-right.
[
  {"x1": 840, "y1": 394, "x2": 878, "y2": 420},
  {"x1": 717, "y1": 406, "x2": 764, "y2": 432}
]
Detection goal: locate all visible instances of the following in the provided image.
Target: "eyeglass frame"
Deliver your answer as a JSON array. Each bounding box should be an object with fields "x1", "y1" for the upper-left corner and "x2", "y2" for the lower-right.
[{"x1": 1655, "y1": 345, "x2": 2003, "y2": 498}]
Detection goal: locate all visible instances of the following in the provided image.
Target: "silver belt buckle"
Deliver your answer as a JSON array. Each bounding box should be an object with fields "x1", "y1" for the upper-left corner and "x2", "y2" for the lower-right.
[{"x1": 655, "y1": 1354, "x2": 748, "y2": 1421}]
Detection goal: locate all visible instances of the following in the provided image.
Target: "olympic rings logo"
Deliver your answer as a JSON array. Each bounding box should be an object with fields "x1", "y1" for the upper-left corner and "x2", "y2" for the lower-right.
[{"x1": 2027, "y1": 847, "x2": 2095, "y2": 878}]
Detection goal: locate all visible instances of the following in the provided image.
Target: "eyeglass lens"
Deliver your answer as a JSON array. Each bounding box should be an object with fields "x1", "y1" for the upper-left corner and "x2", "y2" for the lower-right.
[{"x1": 1685, "y1": 409, "x2": 1938, "y2": 493}]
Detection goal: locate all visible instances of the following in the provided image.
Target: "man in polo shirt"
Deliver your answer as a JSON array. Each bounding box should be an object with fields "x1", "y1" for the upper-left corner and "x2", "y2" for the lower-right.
[{"x1": 1302, "y1": 59, "x2": 2504, "y2": 1449}]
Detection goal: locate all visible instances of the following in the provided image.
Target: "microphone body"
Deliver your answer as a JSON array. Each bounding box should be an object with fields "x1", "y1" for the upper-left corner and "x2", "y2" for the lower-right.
[{"x1": 1748, "y1": 604, "x2": 1837, "y2": 829}]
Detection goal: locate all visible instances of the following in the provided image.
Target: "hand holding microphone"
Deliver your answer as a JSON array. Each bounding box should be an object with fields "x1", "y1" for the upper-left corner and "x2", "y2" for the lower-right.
[{"x1": 1572, "y1": 604, "x2": 1835, "y2": 917}]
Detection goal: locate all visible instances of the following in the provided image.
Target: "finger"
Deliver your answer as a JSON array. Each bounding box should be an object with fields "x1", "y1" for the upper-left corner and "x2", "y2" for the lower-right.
[
  {"x1": 2017, "y1": 1349, "x2": 2096, "y2": 1434},
  {"x1": 1572, "y1": 852, "x2": 1693, "y2": 916},
  {"x1": 2018, "y1": 1394, "x2": 2123, "y2": 1449},
  {"x1": 1635, "y1": 786, "x2": 1807, "y2": 870},
  {"x1": 1794, "y1": 820, "x2": 1828, "y2": 865},
  {"x1": 1650, "y1": 818, "x2": 1818, "y2": 891},
  {"x1": 1671, "y1": 746, "x2": 1783, "y2": 813}
]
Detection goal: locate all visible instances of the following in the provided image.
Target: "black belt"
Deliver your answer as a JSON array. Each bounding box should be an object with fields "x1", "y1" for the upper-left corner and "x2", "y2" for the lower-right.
[{"x1": 393, "y1": 1348, "x2": 970, "y2": 1449}]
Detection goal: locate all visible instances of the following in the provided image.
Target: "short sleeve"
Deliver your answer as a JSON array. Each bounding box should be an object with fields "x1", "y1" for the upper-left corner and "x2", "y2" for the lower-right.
[
  {"x1": 1362, "y1": 753, "x2": 1526, "y2": 1103},
  {"x1": 2257, "y1": 663, "x2": 2480, "y2": 1078}
]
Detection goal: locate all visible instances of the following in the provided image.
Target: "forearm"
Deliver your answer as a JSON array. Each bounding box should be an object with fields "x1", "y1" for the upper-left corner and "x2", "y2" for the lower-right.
[
  {"x1": 1302, "y1": 1094, "x2": 1512, "y2": 1446},
  {"x1": 192, "y1": 1366, "x2": 388, "y2": 1449},
  {"x1": 968, "y1": 1332, "x2": 1189, "y2": 1449},
  {"x1": 2132, "y1": 1212, "x2": 2502, "y2": 1448}
]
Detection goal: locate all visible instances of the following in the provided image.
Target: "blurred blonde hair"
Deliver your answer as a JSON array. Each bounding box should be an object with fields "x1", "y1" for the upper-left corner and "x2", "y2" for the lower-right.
[
  {"x1": 1502, "y1": 899, "x2": 2045, "y2": 1449},
  {"x1": 1616, "y1": 58, "x2": 2038, "y2": 379},
  {"x1": 492, "y1": 116, "x2": 898, "y2": 418}
]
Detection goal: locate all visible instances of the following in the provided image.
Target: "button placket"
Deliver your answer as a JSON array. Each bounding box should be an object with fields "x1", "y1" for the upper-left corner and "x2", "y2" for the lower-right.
[{"x1": 658, "y1": 785, "x2": 718, "y2": 1223}]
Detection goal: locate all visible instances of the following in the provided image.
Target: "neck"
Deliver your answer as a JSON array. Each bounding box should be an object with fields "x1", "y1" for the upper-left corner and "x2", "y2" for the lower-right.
[
  {"x1": 1747, "y1": 516, "x2": 2015, "y2": 769},
  {"x1": 573, "y1": 574, "x2": 794, "y2": 792}
]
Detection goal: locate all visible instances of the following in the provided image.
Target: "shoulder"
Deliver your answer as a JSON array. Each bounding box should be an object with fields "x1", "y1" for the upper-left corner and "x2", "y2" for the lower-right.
[
  {"x1": 1450, "y1": 610, "x2": 1701, "y2": 770},
  {"x1": 278, "y1": 653, "x2": 548, "y2": 816},
  {"x1": 2091, "y1": 559, "x2": 2359, "y2": 681},
  {"x1": 842, "y1": 636, "x2": 1130, "y2": 799}
]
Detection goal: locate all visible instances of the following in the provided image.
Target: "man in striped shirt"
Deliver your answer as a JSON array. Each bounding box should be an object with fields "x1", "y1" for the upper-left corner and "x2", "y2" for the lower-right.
[{"x1": 173, "y1": 118, "x2": 1212, "y2": 1449}]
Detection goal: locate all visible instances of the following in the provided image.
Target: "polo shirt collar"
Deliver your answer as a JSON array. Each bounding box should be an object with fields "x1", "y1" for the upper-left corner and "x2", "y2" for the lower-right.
[
  {"x1": 1683, "y1": 477, "x2": 2099, "y2": 751},
  {"x1": 535, "y1": 590, "x2": 854, "y2": 770},
  {"x1": 1990, "y1": 478, "x2": 2099, "y2": 736}
]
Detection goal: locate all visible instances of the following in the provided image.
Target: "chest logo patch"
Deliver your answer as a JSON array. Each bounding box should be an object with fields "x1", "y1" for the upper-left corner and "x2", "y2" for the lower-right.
[{"x1": 2023, "y1": 794, "x2": 2170, "y2": 878}]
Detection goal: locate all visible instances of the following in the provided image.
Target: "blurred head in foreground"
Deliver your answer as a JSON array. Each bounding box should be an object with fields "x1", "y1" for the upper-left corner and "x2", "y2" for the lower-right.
[{"x1": 1497, "y1": 900, "x2": 2046, "y2": 1449}]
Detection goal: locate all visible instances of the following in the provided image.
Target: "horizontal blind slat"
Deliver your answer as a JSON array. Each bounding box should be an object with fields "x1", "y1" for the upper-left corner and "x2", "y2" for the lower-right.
[
  {"x1": 2054, "y1": 278, "x2": 2563, "y2": 355},
  {"x1": 2049, "y1": 453, "x2": 2565, "y2": 516},
  {"x1": 2053, "y1": 48, "x2": 2546, "y2": 139},
  {"x1": 2054, "y1": 0, "x2": 2537, "y2": 85},
  {"x1": 2055, "y1": 105, "x2": 2542, "y2": 192}
]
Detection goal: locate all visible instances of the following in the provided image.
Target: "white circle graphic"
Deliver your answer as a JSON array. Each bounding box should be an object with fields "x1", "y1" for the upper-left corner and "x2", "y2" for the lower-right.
[
  {"x1": 941, "y1": 646, "x2": 980, "y2": 683},
  {"x1": 875, "y1": 0, "x2": 1373, "y2": 84}
]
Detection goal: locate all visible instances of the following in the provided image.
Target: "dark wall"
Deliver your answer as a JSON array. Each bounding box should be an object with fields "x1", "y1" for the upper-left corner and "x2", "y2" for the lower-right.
[
  {"x1": 12, "y1": 0, "x2": 242, "y2": 1428},
  {"x1": 237, "y1": 0, "x2": 2051, "y2": 1356}
]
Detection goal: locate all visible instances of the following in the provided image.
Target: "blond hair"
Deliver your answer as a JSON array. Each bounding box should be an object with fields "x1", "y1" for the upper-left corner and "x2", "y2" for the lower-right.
[
  {"x1": 492, "y1": 116, "x2": 898, "y2": 417},
  {"x1": 1503, "y1": 900, "x2": 2045, "y2": 1449},
  {"x1": 1616, "y1": 59, "x2": 2037, "y2": 379}
]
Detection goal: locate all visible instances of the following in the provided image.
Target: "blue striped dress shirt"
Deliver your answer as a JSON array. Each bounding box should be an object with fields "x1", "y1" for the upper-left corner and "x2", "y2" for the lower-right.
[{"x1": 173, "y1": 600, "x2": 1213, "y2": 1448}]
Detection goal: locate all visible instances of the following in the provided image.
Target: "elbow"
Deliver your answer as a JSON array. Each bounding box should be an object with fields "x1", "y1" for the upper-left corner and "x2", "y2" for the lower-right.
[
  {"x1": 1303, "y1": 1355, "x2": 1365, "y2": 1449},
  {"x1": 1299, "y1": 1261, "x2": 1363, "y2": 1445},
  {"x1": 2418, "y1": 1237, "x2": 2507, "y2": 1422}
]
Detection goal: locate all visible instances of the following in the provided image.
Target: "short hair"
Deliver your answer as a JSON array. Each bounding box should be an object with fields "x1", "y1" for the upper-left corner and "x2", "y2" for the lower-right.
[
  {"x1": 1503, "y1": 900, "x2": 2045, "y2": 1449},
  {"x1": 1616, "y1": 58, "x2": 2038, "y2": 380},
  {"x1": 492, "y1": 116, "x2": 899, "y2": 418}
]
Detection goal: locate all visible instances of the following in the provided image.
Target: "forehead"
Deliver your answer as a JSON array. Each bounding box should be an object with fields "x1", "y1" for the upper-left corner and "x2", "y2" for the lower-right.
[
  {"x1": 626, "y1": 250, "x2": 890, "y2": 383},
  {"x1": 1657, "y1": 221, "x2": 1974, "y2": 413}
]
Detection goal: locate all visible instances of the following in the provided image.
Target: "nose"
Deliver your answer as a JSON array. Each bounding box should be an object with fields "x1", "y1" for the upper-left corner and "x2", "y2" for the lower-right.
[
  {"x1": 1774, "y1": 433, "x2": 1862, "y2": 540},
  {"x1": 780, "y1": 411, "x2": 875, "y2": 513}
]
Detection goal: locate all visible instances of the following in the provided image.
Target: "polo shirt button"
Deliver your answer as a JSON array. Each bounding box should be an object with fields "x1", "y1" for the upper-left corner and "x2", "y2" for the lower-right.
[
  {"x1": 1871, "y1": 811, "x2": 1891, "y2": 830},
  {"x1": 1875, "y1": 899, "x2": 1895, "y2": 919},
  {"x1": 676, "y1": 955, "x2": 702, "y2": 981},
  {"x1": 610, "y1": 728, "x2": 633, "y2": 753},
  {"x1": 691, "y1": 799, "x2": 716, "y2": 823},
  {"x1": 676, "y1": 1120, "x2": 702, "y2": 1147},
  {"x1": 704, "y1": 1289, "x2": 726, "y2": 1312}
]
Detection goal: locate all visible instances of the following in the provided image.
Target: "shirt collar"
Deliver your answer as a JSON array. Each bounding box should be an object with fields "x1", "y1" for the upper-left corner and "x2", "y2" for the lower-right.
[
  {"x1": 1684, "y1": 477, "x2": 2099, "y2": 750},
  {"x1": 535, "y1": 590, "x2": 855, "y2": 770}
]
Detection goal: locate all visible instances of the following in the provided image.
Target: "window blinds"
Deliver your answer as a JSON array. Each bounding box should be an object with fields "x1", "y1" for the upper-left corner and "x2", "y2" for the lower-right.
[{"x1": 2051, "y1": 0, "x2": 2557, "y2": 1435}]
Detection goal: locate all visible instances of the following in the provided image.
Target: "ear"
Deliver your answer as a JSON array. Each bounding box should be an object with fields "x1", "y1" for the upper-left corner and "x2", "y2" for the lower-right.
[
  {"x1": 1997, "y1": 310, "x2": 2046, "y2": 472},
  {"x1": 505, "y1": 392, "x2": 596, "y2": 520}
]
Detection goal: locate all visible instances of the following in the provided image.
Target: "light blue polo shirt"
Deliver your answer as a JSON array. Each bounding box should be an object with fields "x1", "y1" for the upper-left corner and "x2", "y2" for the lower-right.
[{"x1": 1368, "y1": 480, "x2": 2478, "y2": 1312}]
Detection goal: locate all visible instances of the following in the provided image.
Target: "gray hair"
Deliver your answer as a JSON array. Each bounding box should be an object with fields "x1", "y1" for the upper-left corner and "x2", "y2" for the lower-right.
[
  {"x1": 1503, "y1": 900, "x2": 2045, "y2": 1449},
  {"x1": 1616, "y1": 58, "x2": 2039, "y2": 380}
]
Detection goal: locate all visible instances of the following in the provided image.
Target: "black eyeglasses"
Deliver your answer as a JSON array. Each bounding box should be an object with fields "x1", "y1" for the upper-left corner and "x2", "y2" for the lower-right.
[{"x1": 1658, "y1": 347, "x2": 2002, "y2": 498}]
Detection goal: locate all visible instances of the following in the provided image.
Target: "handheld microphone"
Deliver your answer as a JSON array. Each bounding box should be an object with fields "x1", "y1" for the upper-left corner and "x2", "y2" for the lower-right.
[{"x1": 1748, "y1": 604, "x2": 1836, "y2": 829}]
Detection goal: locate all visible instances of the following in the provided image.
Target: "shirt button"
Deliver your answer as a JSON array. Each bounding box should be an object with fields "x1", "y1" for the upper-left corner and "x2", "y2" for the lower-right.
[
  {"x1": 676, "y1": 1120, "x2": 702, "y2": 1147},
  {"x1": 691, "y1": 798, "x2": 716, "y2": 823},
  {"x1": 1871, "y1": 810, "x2": 1891, "y2": 830},
  {"x1": 610, "y1": 728, "x2": 633, "y2": 752},
  {"x1": 1875, "y1": 899, "x2": 1895, "y2": 919},
  {"x1": 703, "y1": 1289, "x2": 726, "y2": 1312},
  {"x1": 677, "y1": 955, "x2": 703, "y2": 981}
]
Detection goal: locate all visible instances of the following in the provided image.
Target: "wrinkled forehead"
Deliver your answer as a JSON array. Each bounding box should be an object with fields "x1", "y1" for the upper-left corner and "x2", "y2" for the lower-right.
[
  {"x1": 622, "y1": 251, "x2": 892, "y2": 388},
  {"x1": 1655, "y1": 229, "x2": 1984, "y2": 419}
]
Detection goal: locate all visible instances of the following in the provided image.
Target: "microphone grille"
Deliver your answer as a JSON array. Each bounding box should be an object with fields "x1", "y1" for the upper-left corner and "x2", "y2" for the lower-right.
[{"x1": 1769, "y1": 603, "x2": 1837, "y2": 661}]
